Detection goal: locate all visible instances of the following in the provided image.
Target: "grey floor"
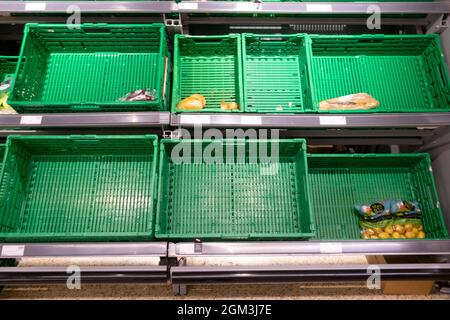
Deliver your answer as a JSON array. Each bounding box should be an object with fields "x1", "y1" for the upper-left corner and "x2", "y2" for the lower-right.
[{"x1": 1, "y1": 283, "x2": 450, "y2": 300}]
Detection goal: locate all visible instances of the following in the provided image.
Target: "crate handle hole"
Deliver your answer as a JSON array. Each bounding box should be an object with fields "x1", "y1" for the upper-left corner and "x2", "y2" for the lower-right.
[
  {"x1": 83, "y1": 28, "x2": 112, "y2": 34},
  {"x1": 357, "y1": 38, "x2": 384, "y2": 44}
]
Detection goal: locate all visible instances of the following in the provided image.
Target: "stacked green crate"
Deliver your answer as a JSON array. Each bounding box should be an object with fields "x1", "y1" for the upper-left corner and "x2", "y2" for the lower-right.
[
  {"x1": 172, "y1": 35, "x2": 244, "y2": 113},
  {"x1": 9, "y1": 24, "x2": 170, "y2": 113},
  {"x1": 308, "y1": 34, "x2": 450, "y2": 113},
  {"x1": 308, "y1": 154, "x2": 448, "y2": 240},
  {"x1": 156, "y1": 139, "x2": 315, "y2": 240},
  {"x1": 242, "y1": 34, "x2": 312, "y2": 113},
  {"x1": 0, "y1": 135, "x2": 159, "y2": 242}
]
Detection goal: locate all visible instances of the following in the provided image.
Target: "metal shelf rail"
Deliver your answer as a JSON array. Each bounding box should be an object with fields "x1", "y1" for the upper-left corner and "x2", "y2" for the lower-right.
[
  {"x1": 170, "y1": 264, "x2": 450, "y2": 284},
  {"x1": 171, "y1": 113, "x2": 450, "y2": 129},
  {"x1": 169, "y1": 240, "x2": 450, "y2": 257},
  {"x1": 1, "y1": 112, "x2": 450, "y2": 129},
  {"x1": 0, "y1": 1, "x2": 448, "y2": 15},
  {"x1": 0, "y1": 112, "x2": 170, "y2": 129}
]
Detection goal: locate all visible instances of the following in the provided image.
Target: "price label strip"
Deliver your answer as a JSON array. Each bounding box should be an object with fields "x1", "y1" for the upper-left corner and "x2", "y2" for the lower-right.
[
  {"x1": 306, "y1": 4, "x2": 333, "y2": 13},
  {"x1": 241, "y1": 116, "x2": 262, "y2": 126},
  {"x1": 1, "y1": 245, "x2": 25, "y2": 257},
  {"x1": 21, "y1": 116, "x2": 43, "y2": 125},
  {"x1": 319, "y1": 116, "x2": 347, "y2": 126},
  {"x1": 25, "y1": 2, "x2": 47, "y2": 11},
  {"x1": 180, "y1": 114, "x2": 211, "y2": 125},
  {"x1": 319, "y1": 243, "x2": 343, "y2": 254}
]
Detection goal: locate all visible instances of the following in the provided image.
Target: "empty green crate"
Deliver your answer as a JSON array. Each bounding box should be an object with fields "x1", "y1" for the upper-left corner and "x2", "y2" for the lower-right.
[
  {"x1": 9, "y1": 24, "x2": 170, "y2": 113},
  {"x1": 156, "y1": 139, "x2": 315, "y2": 240},
  {"x1": 172, "y1": 35, "x2": 244, "y2": 113},
  {"x1": 309, "y1": 34, "x2": 450, "y2": 113},
  {"x1": 243, "y1": 34, "x2": 312, "y2": 113},
  {"x1": 308, "y1": 154, "x2": 448, "y2": 240},
  {"x1": 0, "y1": 135, "x2": 158, "y2": 242},
  {"x1": 0, "y1": 56, "x2": 17, "y2": 83}
]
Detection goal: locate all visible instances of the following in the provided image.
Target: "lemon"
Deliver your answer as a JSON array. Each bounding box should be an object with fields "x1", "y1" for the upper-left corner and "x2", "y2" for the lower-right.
[
  {"x1": 393, "y1": 224, "x2": 405, "y2": 234},
  {"x1": 404, "y1": 224, "x2": 414, "y2": 232},
  {"x1": 417, "y1": 231, "x2": 426, "y2": 239},
  {"x1": 378, "y1": 232, "x2": 390, "y2": 239},
  {"x1": 405, "y1": 231, "x2": 416, "y2": 239},
  {"x1": 384, "y1": 226, "x2": 394, "y2": 234},
  {"x1": 374, "y1": 228, "x2": 384, "y2": 234},
  {"x1": 392, "y1": 232, "x2": 401, "y2": 239}
]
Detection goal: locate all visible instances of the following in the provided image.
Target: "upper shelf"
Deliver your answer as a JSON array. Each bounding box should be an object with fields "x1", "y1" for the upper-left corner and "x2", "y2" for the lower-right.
[
  {"x1": 170, "y1": 240, "x2": 450, "y2": 256},
  {"x1": 171, "y1": 112, "x2": 450, "y2": 128},
  {"x1": 0, "y1": 112, "x2": 170, "y2": 128},
  {"x1": 1, "y1": 112, "x2": 450, "y2": 129},
  {"x1": 0, "y1": 1, "x2": 449, "y2": 14},
  {"x1": 0, "y1": 242, "x2": 168, "y2": 258}
]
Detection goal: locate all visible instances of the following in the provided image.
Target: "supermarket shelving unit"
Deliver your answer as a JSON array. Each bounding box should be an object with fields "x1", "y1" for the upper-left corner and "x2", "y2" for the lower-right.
[{"x1": 1, "y1": 1, "x2": 450, "y2": 294}]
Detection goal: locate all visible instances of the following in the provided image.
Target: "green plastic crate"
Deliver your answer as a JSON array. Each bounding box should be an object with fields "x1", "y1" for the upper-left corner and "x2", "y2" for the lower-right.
[
  {"x1": 243, "y1": 34, "x2": 312, "y2": 113},
  {"x1": 9, "y1": 24, "x2": 170, "y2": 113},
  {"x1": 309, "y1": 34, "x2": 450, "y2": 113},
  {"x1": 0, "y1": 135, "x2": 158, "y2": 242},
  {"x1": 172, "y1": 35, "x2": 244, "y2": 113},
  {"x1": 0, "y1": 144, "x2": 5, "y2": 199},
  {"x1": 156, "y1": 139, "x2": 315, "y2": 240},
  {"x1": 0, "y1": 56, "x2": 17, "y2": 83},
  {"x1": 308, "y1": 154, "x2": 448, "y2": 240}
]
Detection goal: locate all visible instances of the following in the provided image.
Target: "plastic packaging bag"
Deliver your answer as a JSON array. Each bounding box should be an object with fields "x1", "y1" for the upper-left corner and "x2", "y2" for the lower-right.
[
  {"x1": 0, "y1": 76, "x2": 17, "y2": 114},
  {"x1": 220, "y1": 101, "x2": 239, "y2": 111},
  {"x1": 177, "y1": 94, "x2": 206, "y2": 110},
  {"x1": 120, "y1": 89, "x2": 156, "y2": 102},
  {"x1": 356, "y1": 200, "x2": 425, "y2": 239},
  {"x1": 320, "y1": 93, "x2": 379, "y2": 111},
  {"x1": 360, "y1": 218, "x2": 425, "y2": 239}
]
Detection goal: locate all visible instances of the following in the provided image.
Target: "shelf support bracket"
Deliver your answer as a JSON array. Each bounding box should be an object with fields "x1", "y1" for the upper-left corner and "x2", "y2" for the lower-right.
[
  {"x1": 426, "y1": 14, "x2": 449, "y2": 34},
  {"x1": 164, "y1": 13, "x2": 184, "y2": 35}
]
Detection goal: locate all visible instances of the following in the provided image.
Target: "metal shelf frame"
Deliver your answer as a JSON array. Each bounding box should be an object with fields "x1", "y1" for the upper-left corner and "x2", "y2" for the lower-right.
[
  {"x1": 0, "y1": 266, "x2": 169, "y2": 284},
  {"x1": 171, "y1": 264, "x2": 450, "y2": 284},
  {"x1": 0, "y1": 243, "x2": 168, "y2": 258},
  {"x1": 169, "y1": 240, "x2": 450, "y2": 257},
  {"x1": 1, "y1": 112, "x2": 450, "y2": 130},
  {"x1": 0, "y1": 0, "x2": 449, "y2": 292},
  {"x1": 0, "y1": 1, "x2": 449, "y2": 15},
  {"x1": 0, "y1": 112, "x2": 170, "y2": 129},
  {"x1": 171, "y1": 113, "x2": 450, "y2": 129}
]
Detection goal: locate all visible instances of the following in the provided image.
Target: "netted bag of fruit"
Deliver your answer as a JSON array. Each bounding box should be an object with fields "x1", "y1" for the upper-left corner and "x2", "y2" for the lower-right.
[
  {"x1": 356, "y1": 200, "x2": 426, "y2": 240},
  {"x1": 360, "y1": 218, "x2": 425, "y2": 239}
]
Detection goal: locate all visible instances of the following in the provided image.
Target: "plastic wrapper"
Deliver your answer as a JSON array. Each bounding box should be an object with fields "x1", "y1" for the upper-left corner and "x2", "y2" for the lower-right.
[
  {"x1": 0, "y1": 78, "x2": 12, "y2": 93},
  {"x1": 356, "y1": 200, "x2": 425, "y2": 239},
  {"x1": 0, "y1": 77, "x2": 17, "y2": 114},
  {"x1": 177, "y1": 94, "x2": 206, "y2": 110},
  {"x1": 355, "y1": 200, "x2": 391, "y2": 222},
  {"x1": 356, "y1": 200, "x2": 421, "y2": 222},
  {"x1": 320, "y1": 93, "x2": 379, "y2": 111},
  {"x1": 220, "y1": 101, "x2": 239, "y2": 111},
  {"x1": 360, "y1": 218, "x2": 425, "y2": 239},
  {"x1": 120, "y1": 89, "x2": 156, "y2": 102}
]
